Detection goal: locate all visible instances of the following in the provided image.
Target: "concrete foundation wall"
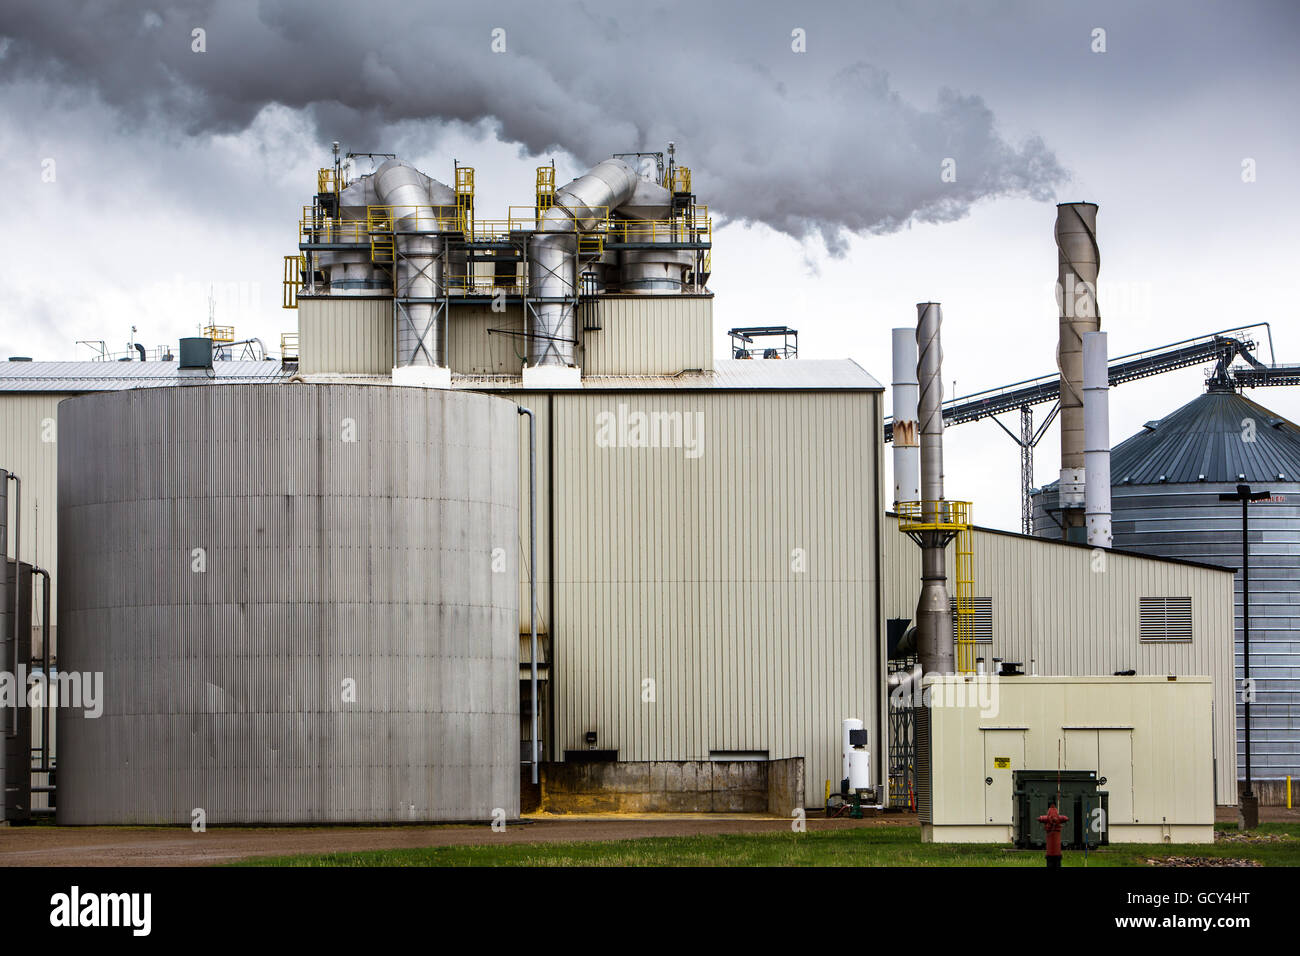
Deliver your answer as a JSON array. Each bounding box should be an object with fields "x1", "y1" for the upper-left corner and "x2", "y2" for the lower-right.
[{"x1": 538, "y1": 758, "x2": 805, "y2": 815}]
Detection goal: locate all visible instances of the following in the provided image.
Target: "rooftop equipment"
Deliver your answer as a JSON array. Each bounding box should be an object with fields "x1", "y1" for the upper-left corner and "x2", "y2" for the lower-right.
[{"x1": 727, "y1": 326, "x2": 798, "y2": 360}]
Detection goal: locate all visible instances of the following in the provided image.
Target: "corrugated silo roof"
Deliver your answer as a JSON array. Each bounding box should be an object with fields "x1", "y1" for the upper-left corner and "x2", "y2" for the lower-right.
[{"x1": 1108, "y1": 390, "x2": 1300, "y2": 484}]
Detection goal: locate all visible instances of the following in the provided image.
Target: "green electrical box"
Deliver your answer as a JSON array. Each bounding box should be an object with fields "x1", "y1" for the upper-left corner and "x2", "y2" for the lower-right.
[{"x1": 1013, "y1": 770, "x2": 1109, "y2": 849}]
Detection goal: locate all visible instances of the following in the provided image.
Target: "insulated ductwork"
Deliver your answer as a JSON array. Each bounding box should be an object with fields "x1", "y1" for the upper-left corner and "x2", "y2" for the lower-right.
[
  {"x1": 1083, "y1": 331, "x2": 1112, "y2": 548},
  {"x1": 618, "y1": 175, "x2": 688, "y2": 294},
  {"x1": 373, "y1": 159, "x2": 457, "y2": 371},
  {"x1": 915, "y1": 303, "x2": 954, "y2": 675},
  {"x1": 891, "y1": 328, "x2": 920, "y2": 506},
  {"x1": 1056, "y1": 202, "x2": 1101, "y2": 537},
  {"x1": 528, "y1": 159, "x2": 639, "y2": 368},
  {"x1": 321, "y1": 175, "x2": 389, "y2": 296}
]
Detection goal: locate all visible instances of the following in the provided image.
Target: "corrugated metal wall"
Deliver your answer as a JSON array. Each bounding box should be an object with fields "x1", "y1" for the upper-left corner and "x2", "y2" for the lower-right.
[
  {"x1": 297, "y1": 294, "x2": 714, "y2": 377},
  {"x1": 549, "y1": 390, "x2": 882, "y2": 806},
  {"x1": 581, "y1": 296, "x2": 714, "y2": 374},
  {"x1": 298, "y1": 296, "x2": 392, "y2": 375},
  {"x1": 0, "y1": 395, "x2": 61, "y2": 630},
  {"x1": 1098, "y1": 482, "x2": 1295, "y2": 782},
  {"x1": 56, "y1": 384, "x2": 520, "y2": 824},
  {"x1": 884, "y1": 515, "x2": 1238, "y2": 803}
]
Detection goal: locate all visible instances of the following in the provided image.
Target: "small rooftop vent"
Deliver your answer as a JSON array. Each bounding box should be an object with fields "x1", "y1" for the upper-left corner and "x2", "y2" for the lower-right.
[{"x1": 7, "y1": 356, "x2": 32, "y2": 362}]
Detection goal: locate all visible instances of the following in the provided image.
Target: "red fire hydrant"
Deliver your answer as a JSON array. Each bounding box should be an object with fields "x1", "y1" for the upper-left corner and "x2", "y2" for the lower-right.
[{"x1": 1038, "y1": 802, "x2": 1069, "y2": 868}]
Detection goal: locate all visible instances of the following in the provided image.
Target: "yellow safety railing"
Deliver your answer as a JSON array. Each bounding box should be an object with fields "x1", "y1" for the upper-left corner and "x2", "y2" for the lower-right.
[
  {"x1": 536, "y1": 163, "x2": 556, "y2": 212},
  {"x1": 317, "y1": 167, "x2": 341, "y2": 198},
  {"x1": 282, "y1": 255, "x2": 305, "y2": 309},
  {"x1": 299, "y1": 206, "x2": 368, "y2": 245},
  {"x1": 897, "y1": 500, "x2": 978, "y2": 674},
  {"x1": 204, "y1": 325, "x2": 235, "y2": 343},
  {"x1": 895, "y1": 499, "x2": 971, "y2": 532},
  {"x1": 280, "y1": 331, "x2": 299, "y2": 359},
  {"x1": 669, "y1": 165, "x2": 692, "y2": 194},
  {"x1": 367, "y1": 206, "x2": 394, "y2": 263},
  {"x1": 507, "y1": 205, "x2": 610, "y2": 233},
  {"x1": 455, "y1": 165, "x2": 475, "y2": 233},
  {"x1": 955, "y1": 522, "x2": 977, "y2": 674}
]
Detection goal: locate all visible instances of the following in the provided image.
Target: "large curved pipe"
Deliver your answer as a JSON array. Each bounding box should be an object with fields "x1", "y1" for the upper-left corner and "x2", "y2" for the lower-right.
[
  {"x1": 374, "y1": 160, "x2": 452, "y2": 368},
  {"x1": 528, "y1": 159, "x2": 639, "y2": 367}
]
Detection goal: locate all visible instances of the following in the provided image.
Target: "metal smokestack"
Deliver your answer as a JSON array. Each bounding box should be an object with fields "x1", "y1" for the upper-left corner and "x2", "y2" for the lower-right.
[
  {"x1": 891, "y1": 328, "x2": 920, "y2": 506},
  {"x1": 915, "y1": 303, "x2": 954, "y2": 675},
  {"x1": 1083, "y1": 331, "x2": 1112, "y2": 548},
  {"x1": 1055, "y1": 202, "x2": 1100, "y2": 541}
]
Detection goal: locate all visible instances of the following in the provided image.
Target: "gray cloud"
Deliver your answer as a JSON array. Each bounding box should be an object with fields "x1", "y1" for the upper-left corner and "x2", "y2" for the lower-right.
[{"x1": 0, "y1": 0, "x2": 1066, "y2": 250}]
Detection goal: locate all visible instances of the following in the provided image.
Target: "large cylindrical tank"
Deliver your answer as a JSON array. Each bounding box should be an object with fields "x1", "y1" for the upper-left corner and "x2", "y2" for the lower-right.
[
  {"x1": 56, "y1": 384, "x2": 520, "y2": 824},
  {"x1": 1034, "y1": 388, "x2": 1300, "y2": 780}
]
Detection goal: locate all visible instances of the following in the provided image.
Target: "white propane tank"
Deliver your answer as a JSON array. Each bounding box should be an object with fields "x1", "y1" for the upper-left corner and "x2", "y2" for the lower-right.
[{"x1": 841, "y1": 717, "x2": 872, "y2": 791}]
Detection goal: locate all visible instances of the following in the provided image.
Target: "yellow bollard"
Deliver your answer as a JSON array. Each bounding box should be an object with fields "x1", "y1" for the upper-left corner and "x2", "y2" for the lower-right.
[
  {"x1": 825, "y1": 779, "x2": 831, "y2": 804},
  {"x1": 1288, "y1": 775, "x2": 1292, "y2": 810}
]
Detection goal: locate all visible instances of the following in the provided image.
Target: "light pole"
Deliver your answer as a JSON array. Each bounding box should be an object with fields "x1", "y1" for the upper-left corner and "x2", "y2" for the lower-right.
[{"x1": 1219, "y1": 482, "x2": 1269, "y2": 829}]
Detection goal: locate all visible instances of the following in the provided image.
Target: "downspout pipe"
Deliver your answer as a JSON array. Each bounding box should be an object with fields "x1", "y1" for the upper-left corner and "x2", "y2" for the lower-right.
[
  {"x1": 6, "y1": 473, "x2": 18, "y2": 735},
  {"x1": 1083, "y1": 331, "x2": 1112, "y2": 548},
  {"x1": 518, "y1": 406, "x2": 539, "y2": 785},
  {"x1": 891, "y1": 328, "x2": 920, "y2": 506},
  {"x1": 915, "y1": 303, "x2": 954, "y2": 675},
  {"x1": 33, "y1": 567, "x2": 51, "y2": 775},
  {"x1": 1055, "y1": 202, "x2": 1100, "y2": 540},
  {"x1": 527, "y1": 159, "x2": 639, "y2": 374}
]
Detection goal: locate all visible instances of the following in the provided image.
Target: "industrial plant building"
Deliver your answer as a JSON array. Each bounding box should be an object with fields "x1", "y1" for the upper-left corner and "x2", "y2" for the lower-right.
[
  {"x1": 1035, "y1": 384, "x2": 1300, "y2": 788},
  {"x1": 0, "y1": 148, "x2": 1259, "y2": 827}
]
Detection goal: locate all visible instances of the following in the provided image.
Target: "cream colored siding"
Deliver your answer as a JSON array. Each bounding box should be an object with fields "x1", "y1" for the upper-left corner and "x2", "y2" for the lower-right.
[
  {"x1": 0, "y1": 394, "x2": 61, "y2": 629},
  {"x1": 297, "y1": 294, "x2": 714, "y2": 377},
  {"x1": 884, "y1": 515, "x2": 1238, "y2": 803},
  {"x1": 550, "y1": 390, "x2": 881, "y2": 805},
  {"x1": 449, "y1": 307, "x2": 527, "y2": 375},
  {"x1": 923, "y1": 676, "x2": 1215, "y2": 843},
  {"x1": 298, "y1": 296, "x2": 391, "y2": 375},
  {"x1": 581, "y1": 296, "x2": 714, "y2": 374}
]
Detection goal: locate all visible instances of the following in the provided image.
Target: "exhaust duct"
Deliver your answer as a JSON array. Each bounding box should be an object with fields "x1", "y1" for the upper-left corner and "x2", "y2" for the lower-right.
[
  {"x1": 1083, "y1": 331, "x2": 1112, "y2": 548},
  {"x1": 1055, "y1": 202, "x2": 1100, "y2": 539},
  {"x1": 527, "y1": 159, "x2": 639, "y2": 377},
  {"x1": 891, "y1": 328, "x2": 920, "y2": 506},
  {"x1": 915, "y1": 303, "x2": 954, "y2": 675},
  {"x1": 373, "y1": 159, "x2": 457, "y2": 382}
]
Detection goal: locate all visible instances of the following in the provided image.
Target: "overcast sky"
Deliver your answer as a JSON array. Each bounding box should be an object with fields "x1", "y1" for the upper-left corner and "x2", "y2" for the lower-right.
[{"x1": 2, "y1": 0, "x2": 1297, "y2": 530}]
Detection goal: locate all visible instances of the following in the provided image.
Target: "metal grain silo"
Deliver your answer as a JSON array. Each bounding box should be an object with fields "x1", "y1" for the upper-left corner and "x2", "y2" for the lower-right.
[
  {"x1": 56, "y1": 384, "x2": 520, "y2": 824},
  {"x1": 1034, "y1": 387, "x2": 1300, "y2": 781}
]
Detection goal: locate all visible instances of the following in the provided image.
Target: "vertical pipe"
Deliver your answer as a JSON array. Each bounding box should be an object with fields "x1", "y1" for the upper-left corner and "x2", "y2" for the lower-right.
[
  {"x1": 915, "y1": 303, "x2": 953, "y2": 675},
  {"x1": 1055, "y1": 202, "x2": 1100, "y2": 540},
  {"x1": 1083, "y1": 331, "x2": 1112, "y2": 548},
  {"x1": 35, "y1": 568, "x2": 51, "y2": 774},
  {"x1": 7, "y1": 474, "x2": 18, "y2": 736},
  {"x1": 518, "y1": 406, "x2": 539, "y2": 785},
  {"x1": 891, "y1": 329, "x2": 920, "y2": 506}
]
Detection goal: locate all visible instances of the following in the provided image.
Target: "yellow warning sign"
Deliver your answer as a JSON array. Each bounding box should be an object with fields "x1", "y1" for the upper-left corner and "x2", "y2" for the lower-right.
[{"x1": 993, "y1": 757, "x2": 1011, "y2": 769}]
